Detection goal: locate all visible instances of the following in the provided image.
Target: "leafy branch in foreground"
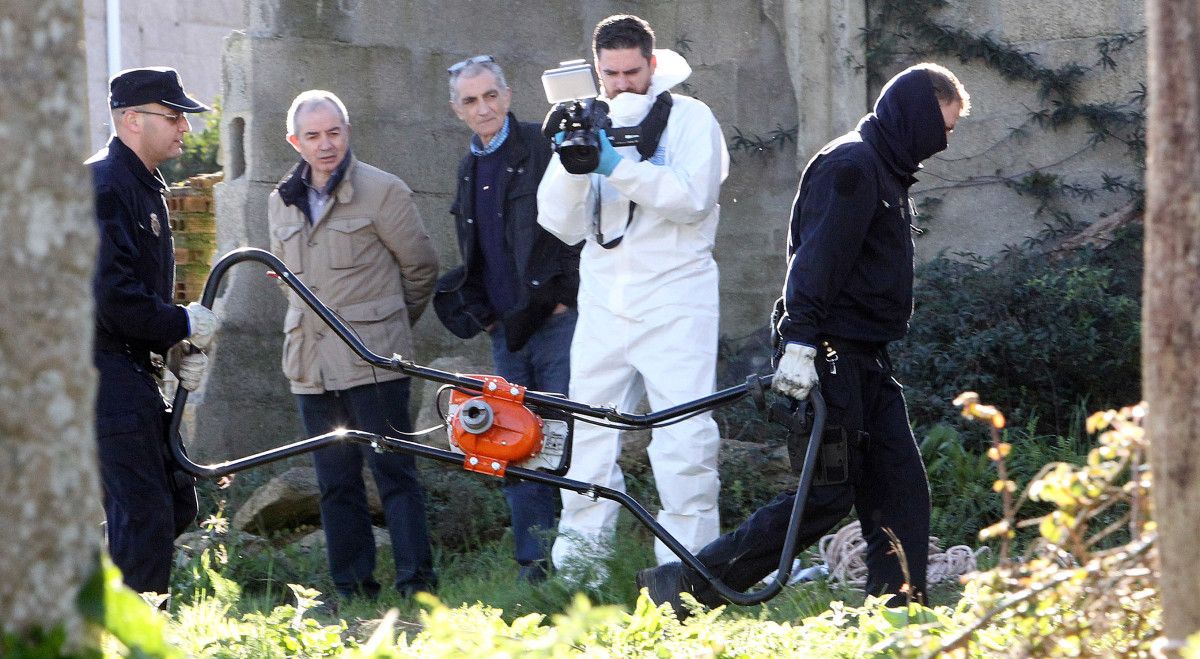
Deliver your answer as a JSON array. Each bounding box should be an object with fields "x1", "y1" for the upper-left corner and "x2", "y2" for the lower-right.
[{"x1": 937, "y1": 399, "x2": 1158, "y2": 656}]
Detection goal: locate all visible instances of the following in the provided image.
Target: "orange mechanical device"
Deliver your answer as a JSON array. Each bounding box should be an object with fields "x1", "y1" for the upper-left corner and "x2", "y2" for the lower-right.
[
  {"x1": 446, "y1": 375, "x2": 571, "y2": 477},
  {"x1": 169, "y1": 247, "x2": 832, "y2": 608}
]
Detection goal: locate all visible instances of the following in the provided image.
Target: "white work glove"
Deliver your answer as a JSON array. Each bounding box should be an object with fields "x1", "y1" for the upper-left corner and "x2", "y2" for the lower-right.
[
  {"x1": 184, "y1": 302, "x2": 218, "y2": 350},
  {"x1": 772, "y1": 343, "x2": 819, "y2": 400},
  {"x1": 178, "y1": 352, "x2": 208, "y2": 392}
]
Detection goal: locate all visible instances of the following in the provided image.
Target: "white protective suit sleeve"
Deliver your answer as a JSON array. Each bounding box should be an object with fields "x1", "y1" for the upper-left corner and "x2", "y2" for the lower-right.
[
  {"x1": 536, "y1": 100, "x2": 727, "y2": 243},
  {"x1": 536, "y1": 165, "x2": 595, "y2": 245},
  {"x1": 603, "y1": 100, "x2": 727, "y2": 225}
]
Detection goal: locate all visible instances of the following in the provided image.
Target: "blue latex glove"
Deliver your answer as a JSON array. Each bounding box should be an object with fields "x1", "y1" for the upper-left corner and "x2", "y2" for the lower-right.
[
  {"x1": 553, "y1": 130, "x2": 566, "y2": 146},
  {"x1": 593, "y1": 129, "x2": 622, "y2": 176}
]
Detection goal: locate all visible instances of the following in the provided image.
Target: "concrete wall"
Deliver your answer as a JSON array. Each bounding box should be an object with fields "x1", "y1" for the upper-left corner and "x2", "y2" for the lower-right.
[
  {"x1": 197, "y1": 0, "x2": 862, "y2": 459},
  {"x1": 194, "y1": 0, "x2": 1144, "y2": 460},
  {"x1": 82, "y1": 0, "x2": 243, "y2": 150},
  {"x1": 900, "y1": 0, "x2": 1147, "y2": 261},
  {"x1": 220, "y1": 0, "x2": 835, "y2": 338}
]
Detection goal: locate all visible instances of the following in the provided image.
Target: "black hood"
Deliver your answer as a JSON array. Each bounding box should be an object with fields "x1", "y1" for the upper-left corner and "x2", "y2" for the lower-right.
[{"x1": 857, "y1": 66, "x2": 947, "y2": 177}]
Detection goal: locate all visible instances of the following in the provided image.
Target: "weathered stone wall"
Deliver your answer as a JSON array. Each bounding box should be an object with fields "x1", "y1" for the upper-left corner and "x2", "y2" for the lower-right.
[
  {"x1": 194, "y1": 0, "x2": 1145, "y2": 461},
  {"x1": 904, "y1": 0, "x2": 1146, "y2": 261}
]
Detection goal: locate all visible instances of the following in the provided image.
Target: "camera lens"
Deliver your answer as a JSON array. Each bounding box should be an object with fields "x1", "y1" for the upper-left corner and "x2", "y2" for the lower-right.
[{"x1": 559, "y1": 132, "x2": 600, "y2": 175}]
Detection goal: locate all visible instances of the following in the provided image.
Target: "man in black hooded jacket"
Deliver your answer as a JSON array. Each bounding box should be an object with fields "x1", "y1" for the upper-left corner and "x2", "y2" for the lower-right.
[{"x1": 637, "y1": 63, "x2": 969, "y2": 614}]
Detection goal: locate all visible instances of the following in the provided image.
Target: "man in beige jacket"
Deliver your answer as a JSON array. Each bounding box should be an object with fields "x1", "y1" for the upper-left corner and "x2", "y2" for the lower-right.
[{"x1": 268, "y1": 89, "x2": 439, "y2": 602}]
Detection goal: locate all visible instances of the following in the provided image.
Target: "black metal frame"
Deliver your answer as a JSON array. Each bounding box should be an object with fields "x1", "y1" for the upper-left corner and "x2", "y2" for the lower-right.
[{"x1": 167, "y1": 247, "x2": 826, "y2": 606}]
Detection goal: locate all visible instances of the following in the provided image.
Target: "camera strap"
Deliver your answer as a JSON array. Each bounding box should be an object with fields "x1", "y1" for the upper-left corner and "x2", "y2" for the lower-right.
[{"x1": 595, "y1": 91, "x2": 674, "y2": 249}]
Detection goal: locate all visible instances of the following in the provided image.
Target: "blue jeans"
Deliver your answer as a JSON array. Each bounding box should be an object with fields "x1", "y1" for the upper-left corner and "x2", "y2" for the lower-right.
[
  {"x1": 296, "y1": 378, "x2": 436, "y2": 598},
  {"x1": 490, "y1": 307, "x2": 576, "y2": 568}
]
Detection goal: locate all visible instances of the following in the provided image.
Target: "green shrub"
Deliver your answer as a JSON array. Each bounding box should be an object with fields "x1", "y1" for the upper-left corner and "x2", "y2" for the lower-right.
[
  {"x1": 0, "y1": 627, "x2": 85, "y2": 659},
  {"x1": 922, "y1": 421, "x2": 1095, "y2": 548},
  {"x1": 897, "y1": 225, "x2": 1142, "y2": 436},
  {"x1": 419, "y1": 464, "x2": 511, "y2": 553}
]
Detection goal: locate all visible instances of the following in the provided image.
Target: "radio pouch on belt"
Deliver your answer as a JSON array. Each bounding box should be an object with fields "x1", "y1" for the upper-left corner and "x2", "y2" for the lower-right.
[
  {"x1": 757, "y1": 390, "x2": 863, "y2": 487},
  {"x1": 786, "y1": 424, "x2": 867, "y2": 487}
]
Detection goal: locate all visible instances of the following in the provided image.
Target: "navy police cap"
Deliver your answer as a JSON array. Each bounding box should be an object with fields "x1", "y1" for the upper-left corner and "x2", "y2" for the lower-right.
[{"x1": 109, "y1": 66, "x2": 210, "y2": 112}]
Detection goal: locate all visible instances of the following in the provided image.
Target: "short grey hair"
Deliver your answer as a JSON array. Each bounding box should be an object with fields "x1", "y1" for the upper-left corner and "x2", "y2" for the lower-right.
[
  {"x1": 286, "y1": 90, "x2": 350, "y2": 137},
  {"x1": 917, "y1": 63, "x2": 972, "y2": 117},
  {"x1": 449, "y1": 61, "x2": 509, "y2": 104}
]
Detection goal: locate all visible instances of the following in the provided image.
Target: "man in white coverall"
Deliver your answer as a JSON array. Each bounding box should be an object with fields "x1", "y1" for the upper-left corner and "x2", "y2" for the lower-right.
[{"x1": 537, "y1": 13, "x2": 729, "y2": 575}]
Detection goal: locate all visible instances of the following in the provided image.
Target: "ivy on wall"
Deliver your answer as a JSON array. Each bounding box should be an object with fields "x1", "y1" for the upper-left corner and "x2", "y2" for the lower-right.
[
  {"x1": 672, "y1": 30, "x2": 803, "y2": 163},
  {"x1": 861, "y1": 0, "x2": 1146, "y2": 231}
]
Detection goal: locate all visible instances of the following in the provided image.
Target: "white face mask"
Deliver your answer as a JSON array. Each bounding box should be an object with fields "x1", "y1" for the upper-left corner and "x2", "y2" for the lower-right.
[{"x1": 606, "y1": 92, "x2": 654, "y2": 127}]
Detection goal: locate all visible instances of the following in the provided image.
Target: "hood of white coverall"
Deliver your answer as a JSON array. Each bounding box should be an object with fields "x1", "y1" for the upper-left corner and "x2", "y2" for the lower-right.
[{"x1": 601, "y1": 49, "x2": 692, "y2": 127}]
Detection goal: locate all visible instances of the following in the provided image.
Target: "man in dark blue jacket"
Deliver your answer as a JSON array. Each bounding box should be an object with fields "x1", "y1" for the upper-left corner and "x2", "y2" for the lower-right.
[
  {"x1": 435, "y1": 56, "x2": 580, "y2": 582},
  {"x1": 638, "y1": 63, "x2": 969, "y2": 615},
  {"x1": 87, "y1": 67, "x2": 220, "y2": 594}
]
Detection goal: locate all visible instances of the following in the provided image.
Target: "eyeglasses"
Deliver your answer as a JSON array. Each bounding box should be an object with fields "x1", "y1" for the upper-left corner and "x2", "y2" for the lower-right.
[
  {"x1": 448, "y1": 54, "x2": 495, "y2": 75},
  {"x1": 126, "y1": 109, "x2": 189, "y2": 124}
]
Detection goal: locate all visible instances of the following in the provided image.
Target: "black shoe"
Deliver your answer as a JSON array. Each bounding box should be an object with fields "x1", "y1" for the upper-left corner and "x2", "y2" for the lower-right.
[
  {"x1": 308, "y1": 597, "x2": 339, "y2": 620},
  {"x1": 396, "y1": 582, "x2": 436, "y2": 599},
  {"x1": 517, "y1": 560, "x2": 550, "y2": 584},
  {"x1": 636, "y1": 562, "x2": 692, "y2": 620}
]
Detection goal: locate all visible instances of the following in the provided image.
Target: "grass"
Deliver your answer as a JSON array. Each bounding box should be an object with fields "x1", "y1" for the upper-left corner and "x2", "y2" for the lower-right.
[
  {"x1": 184, "y1": 502, "x2": 969, "y2": 640},
  {"x1": 175, "y1": 406, "x2": 1106, "y2": 639},
  {"x1": 132, "y1": 410, "x2": 1127, "y2": 656}
]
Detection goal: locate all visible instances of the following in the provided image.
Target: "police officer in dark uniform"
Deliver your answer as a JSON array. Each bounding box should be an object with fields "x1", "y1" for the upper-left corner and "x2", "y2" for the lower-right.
[
  {"x1": 87, "y1": 67, "x2": 219, "y2": 594},
  {"x1": 637, "y1": 63, "x2": 970, "y2": 617}
]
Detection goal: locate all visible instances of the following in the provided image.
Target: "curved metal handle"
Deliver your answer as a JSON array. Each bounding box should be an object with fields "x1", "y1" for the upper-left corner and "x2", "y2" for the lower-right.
[
  {"x1": 544, "y1": 389, "x2": 829, "y2": 606},
  {"x1": 169, "y1": 247, "x2": 770, "y2": 444},
  {"x1": 705, "y1": 387, "x2": 826, "y2": 605},
  {"x1": 168, "y1": 247, "x2": 826, "y2": 607}
]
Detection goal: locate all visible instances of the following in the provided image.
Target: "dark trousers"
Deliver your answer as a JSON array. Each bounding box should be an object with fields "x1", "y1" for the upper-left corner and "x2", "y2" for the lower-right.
[
  {"x1": 95, "y1": 350, "x2": 198, "y2": 594},
  {"x1": 489, "y1": 308, "x2": 575, "y2": 567},
  {"x1": 690, "y1": 342, "x2": 930, "y2": 605},
  {"x1": 296, "y1": 378, "x2": 436, "y2": 598}
]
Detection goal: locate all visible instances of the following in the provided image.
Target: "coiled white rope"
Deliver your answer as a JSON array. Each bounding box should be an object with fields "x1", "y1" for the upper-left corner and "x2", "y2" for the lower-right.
[{"x1": 817, "y1": 520, "x2": 989, "y2": 587}]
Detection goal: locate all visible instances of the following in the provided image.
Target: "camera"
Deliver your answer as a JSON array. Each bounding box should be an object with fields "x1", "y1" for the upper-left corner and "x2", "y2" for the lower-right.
[{"x1": 541, "y1": 60, "x2": 640, "y2": 175}]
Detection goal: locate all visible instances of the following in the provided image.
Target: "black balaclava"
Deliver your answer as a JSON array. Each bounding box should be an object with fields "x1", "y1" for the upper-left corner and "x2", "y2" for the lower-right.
[{"x1": 857, "y1": 66, "x2": 948, "y2": 177}]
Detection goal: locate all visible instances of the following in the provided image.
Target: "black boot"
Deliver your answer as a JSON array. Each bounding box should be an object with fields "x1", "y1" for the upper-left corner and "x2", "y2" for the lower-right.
[
  {"x1": 517, "y1": 560, "x2": 550, "y2": 584},
  {"x1": 636, "y1": 562, "x2": 694, "y2": 620}
]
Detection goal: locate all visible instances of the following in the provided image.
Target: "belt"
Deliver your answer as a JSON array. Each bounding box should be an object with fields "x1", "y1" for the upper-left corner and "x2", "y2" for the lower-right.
[
  {"x1": 95, "y1": 331, "x2": 163, "y2": 377},
  {"x1": 819, "y1": 336, "x2": 887, "y2": 355}
]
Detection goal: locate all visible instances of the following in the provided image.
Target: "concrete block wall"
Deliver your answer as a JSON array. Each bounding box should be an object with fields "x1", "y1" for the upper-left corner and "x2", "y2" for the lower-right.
[
  {"x1": 897, "y1": 0, "x2": 1147, "y2": 261},
  {"x1": 221, "y1": 0, "x2": 840, "y2": 333},
  {"x1": 195, "y1": 0, "x2": 840, "y2": 459}
]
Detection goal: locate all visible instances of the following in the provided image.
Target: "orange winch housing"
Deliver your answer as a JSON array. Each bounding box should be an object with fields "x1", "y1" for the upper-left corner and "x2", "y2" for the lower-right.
[{"x1": 448, "y1": 375, "x2": 544, "y2": 476}]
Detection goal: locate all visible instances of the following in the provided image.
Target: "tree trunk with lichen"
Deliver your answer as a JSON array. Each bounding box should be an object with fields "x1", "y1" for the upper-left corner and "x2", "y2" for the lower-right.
[
  {"x1": 0, "y1": 0, "x2": 103, "y2": 645},
  {"x1": 1145, "y1": 0, "x2": 1200, "y2": 648}
]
